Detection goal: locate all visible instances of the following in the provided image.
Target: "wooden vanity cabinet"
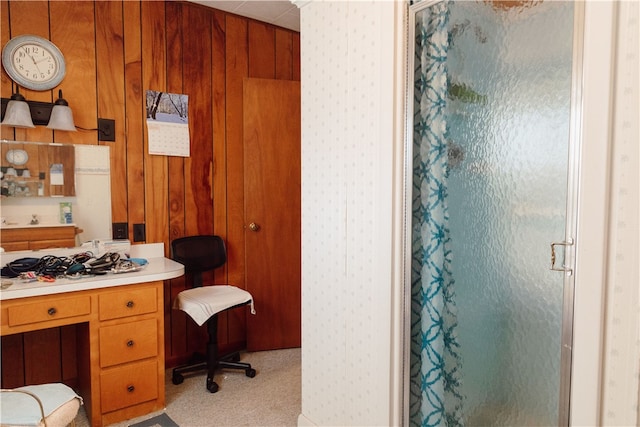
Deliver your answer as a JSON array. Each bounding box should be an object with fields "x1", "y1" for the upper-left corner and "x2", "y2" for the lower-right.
[
  {"x1": 0, "y1": 225, "x2": 78, "y2": 252},
  {"x1": 0, "y1": 281, "x2": 165, "y2": 427},
  {"x1": 91, "y1": 282, "x2": 165, "y2": 426}
]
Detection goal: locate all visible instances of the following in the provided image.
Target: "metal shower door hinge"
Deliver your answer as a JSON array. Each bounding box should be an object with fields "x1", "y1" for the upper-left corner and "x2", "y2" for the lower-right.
[{"x1": 550, "y1": 238, "x2": 574, "y2": 275}]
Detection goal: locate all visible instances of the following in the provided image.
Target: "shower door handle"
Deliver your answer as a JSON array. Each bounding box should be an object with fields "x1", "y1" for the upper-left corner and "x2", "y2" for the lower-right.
[{"x1": 550, "y1": 239, "x2": 574, "y2": 275}]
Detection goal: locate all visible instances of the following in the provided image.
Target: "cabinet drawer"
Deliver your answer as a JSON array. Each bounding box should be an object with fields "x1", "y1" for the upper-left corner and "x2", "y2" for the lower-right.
[
  {"x1": 99, "y1": 287, "x2": 157, "y2": 321},
  {"x1": 30, "y1": 238, "x2": 76, "y2": 250},
  {"x1": 7, "y1": 296, "x2": 91, "y2": 327},
  {"x1": 1, "y1": 241, "x2": 29, "y2": 252},
  {"x1": 100, "y1": 359, "x2": 158, "y2": 413},
  {"x1": 100, "y1": 318, "x2": 158, "y2": 367},
  {"x1": 1, "y1": 226, "x2": 75, "y2": 242}
]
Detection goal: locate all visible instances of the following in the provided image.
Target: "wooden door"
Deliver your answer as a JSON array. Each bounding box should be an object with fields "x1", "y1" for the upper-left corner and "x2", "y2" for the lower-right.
[{"x1": 243, "y1": 78, "x2": 301, "y2": 351}]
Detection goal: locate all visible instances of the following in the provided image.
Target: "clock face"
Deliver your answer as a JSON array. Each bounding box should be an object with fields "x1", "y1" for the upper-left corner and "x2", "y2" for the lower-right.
[
  {"x1": 2, "y1": 35, "x2": 66, "y2": 91},
  {"x1": 6, "y1": 149, "x2": 29, "y2": 166}
]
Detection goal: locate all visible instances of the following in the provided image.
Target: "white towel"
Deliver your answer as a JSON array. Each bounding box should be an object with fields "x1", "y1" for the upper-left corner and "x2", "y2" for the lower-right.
[
  {"x1": 173, "y1": 285, "x2": 256, "y2": 326},
  {"x1": 0, "y1": 383, "x2": 83, "y2": 426}
]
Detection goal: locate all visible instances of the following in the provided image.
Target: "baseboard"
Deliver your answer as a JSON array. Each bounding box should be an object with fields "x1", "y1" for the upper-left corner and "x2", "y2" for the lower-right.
[{"x1": 297, "y1": 413, "x2": 318, "y2": 426}]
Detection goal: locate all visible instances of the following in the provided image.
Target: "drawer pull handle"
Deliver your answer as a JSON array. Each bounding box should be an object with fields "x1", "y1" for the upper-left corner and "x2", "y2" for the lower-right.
[
  {"x1": 126, "y1": 301, "x2": 135, "y2": 308},
  {"x1": 127, "y1": 340, "x2": 134, "y2": 347},
  {"x1": 127, "y1": 385, "x2": 135, "y2": 393},
  {"x1": 47, "y1": 307, "x2": 57, "y2": 316}
]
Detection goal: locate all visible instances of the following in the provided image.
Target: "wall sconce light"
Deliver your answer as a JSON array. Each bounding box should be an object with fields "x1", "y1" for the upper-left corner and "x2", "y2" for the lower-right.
[
  {"x1": 46, "y1": 90, "x2": 76, "y2": 131},
  {"x1": 0, "y1": 89, "x2": 116, "y2": 141},
  {"x1": 0, "y1": 89, "x2": 35, "y2": 128}
]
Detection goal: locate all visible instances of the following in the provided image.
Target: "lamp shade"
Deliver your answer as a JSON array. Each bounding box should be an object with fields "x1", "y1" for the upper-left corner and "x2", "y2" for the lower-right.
[
  {"x1": 46, "y1": 90, "x2": 76, "y2": 131},
  {"x1": 1, "y1": 93, "x2": 35, "y2": 128},
  {"x1": 47, "y1": 104, "x2": 76, "y2": 131}
]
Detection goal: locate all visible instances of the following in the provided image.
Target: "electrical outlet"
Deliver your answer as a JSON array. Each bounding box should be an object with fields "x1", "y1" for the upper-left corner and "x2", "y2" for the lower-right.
[
  {"x1": 98, "y1": 118, "x2": 116, "y2": 141},
  {"x1": 133, "y1": 223, "x2": 146, "y2": 242},
  {"x1": 113, "y1": 222, "x2": 128, "y2": 240}
]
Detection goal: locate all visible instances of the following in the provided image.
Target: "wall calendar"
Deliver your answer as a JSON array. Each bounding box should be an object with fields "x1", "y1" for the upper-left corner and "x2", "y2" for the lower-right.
[{"x1": 145, "y1": 90, "x2": 190, "y2": 157}]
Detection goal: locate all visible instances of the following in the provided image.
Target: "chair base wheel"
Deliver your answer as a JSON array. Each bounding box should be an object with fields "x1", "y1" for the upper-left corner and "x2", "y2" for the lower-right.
[
  {"x1": 172, "y1": 373, "x2": 184, "y2": 385},
  {"x1": 207, "y1": 377, "x2": 219, "y2": 393},
  {"x1": 246, "y1": 368, "x2": 257, "y2": 378}
]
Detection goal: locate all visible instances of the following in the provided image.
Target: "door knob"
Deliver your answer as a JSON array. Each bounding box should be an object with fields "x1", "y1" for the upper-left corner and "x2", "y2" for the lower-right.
[{"x1": 249, "y1": 222, "x2": 260, "y2": 232}]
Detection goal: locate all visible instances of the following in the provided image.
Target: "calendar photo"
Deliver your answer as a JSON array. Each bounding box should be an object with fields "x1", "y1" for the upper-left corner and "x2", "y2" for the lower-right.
[{"x1": 146, "y1": 90, "x2": 190, "y2": 157}]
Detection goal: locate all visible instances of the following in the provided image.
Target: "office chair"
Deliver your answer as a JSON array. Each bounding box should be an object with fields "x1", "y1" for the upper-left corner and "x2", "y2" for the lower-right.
[{"x1": 171, "y1": 235, "x2": 257, "y2": 393}]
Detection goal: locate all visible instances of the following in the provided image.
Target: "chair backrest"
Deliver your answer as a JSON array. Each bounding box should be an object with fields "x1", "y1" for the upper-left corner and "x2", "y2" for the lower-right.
[{"x1": 171, "y1": 235, "x2": 227, "y2": 288}]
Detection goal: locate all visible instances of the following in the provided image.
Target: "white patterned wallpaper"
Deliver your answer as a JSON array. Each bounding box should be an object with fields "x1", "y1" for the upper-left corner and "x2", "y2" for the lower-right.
[
  {"x1": 601, "y1": 1, "x2": 640, "y2": 425},
  {"x1": 298, "y1": 1, "x2": 402, "y2": 425},
  {"x1": 296, "y1": 1, "x2": 639, "y2": 426}
]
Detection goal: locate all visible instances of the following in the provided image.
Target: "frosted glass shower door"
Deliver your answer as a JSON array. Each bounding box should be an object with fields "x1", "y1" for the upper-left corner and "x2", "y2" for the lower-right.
[{"x1": 409, "y1": 1, "x2": 578, "y2": 426}]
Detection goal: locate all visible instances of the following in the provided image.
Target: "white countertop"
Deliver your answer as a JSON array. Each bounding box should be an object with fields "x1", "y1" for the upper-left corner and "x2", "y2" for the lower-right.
[
  {"x1": 0, "y1": 245, "x2": 184, "y2": 300},
  {"x1": 1, "y1": 223, "x2": 77, "y2": 229}
]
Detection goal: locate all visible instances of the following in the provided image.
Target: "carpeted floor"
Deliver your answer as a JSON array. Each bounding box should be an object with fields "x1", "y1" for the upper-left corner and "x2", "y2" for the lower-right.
[{"x1": 76, "y1": 348, "x2": 301, "y2": 426}]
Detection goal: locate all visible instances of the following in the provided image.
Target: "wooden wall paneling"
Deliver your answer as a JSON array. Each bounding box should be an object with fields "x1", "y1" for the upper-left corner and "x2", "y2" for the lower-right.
[
  {"x1": 124, "y1": 1, "x2": 145, "y2": 241},
  {"x1": 211, "y1": 10, "x2": 242, "y2": 352},
  {"x1": 95, "y1": 0, "x2": 127, "y2": 226},
  {"x1": 7, "y1": 1, "x2": 53, "y2": 143},
  {"x1": 37, "y1": 144, "x2": 51, "y2": 196},
  {"x1": 75, "y1": 323, "x2": 91, "y2": 424},
  {"x1": 223, "y1": 15, "x2": 252, "y2": 352},
  {"x1": 24, "y1": 329, "x2": 61, "y2": 384},
  {"x1": 224, "y1": 15, "x2": 248, "y2": 288},
  {"x1": 293, "y1": 33, "x2": 301, "y2": 81},
  {"x1": 182, "y1": 5, "x2": 214, "y2": 238},
  {"x1": 166, "y1": 1, "x2": 185, "y2": 244},
  {"x1": 0, "y1": 1, "x2": 9, "y2": 91},
  {"x1": 225, "y1": 15, "x2": 258, "y2": 351},
  {"x1": 142, "y1": 1, "x2": 168, "y2": 246},
  {"x1": 1, "y1": 334, "x2": 24, "y2": 388},
  {"x1": 165, "y1": 0, "x2": 187, "y2": 363},
  {"x1": 182, "y1": 4, "x2": 215, "y2": 352},
  {"x1": 60, "y1": 325, "x2": 78, "y2": 387},
  {"x1": 168, "y1": 287, "x2": 188, "y2": 365},
  {"x1": 248, "y1": 21, "x2": 275, "y2": 79},
  {"x1": 0, "y1": 140, "x2": 9, "y2": 170},
  {"x1": 275, "y1": 29, "x2": 293, "y2": 80},
  {"x1": 47, "y1": 143, "x2": 75, "y2": 197},
  {"x1": 50, "y1": 1, "x2": 97, "y2": 145},
  {"x1": 1, "y1": 0, "x2": 13, "y2": 141},
  {"x1": 212, "y1": 9, "x2": 228, "y2": 251},
  {"x1": 168, "y1": 282, "x2": 187, "y2": 365}
]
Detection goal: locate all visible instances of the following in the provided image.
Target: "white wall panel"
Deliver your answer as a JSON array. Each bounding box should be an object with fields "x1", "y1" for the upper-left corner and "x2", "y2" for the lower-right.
[
  {"x1": 600, "y1": 1, "x2": 640, "y2": 425},
  {"x1": 298, "y1": 1, "x2": 401, "y2": 425},
  {"x1": 297, "y1": 1, "x2": 638, "y2": 426}
]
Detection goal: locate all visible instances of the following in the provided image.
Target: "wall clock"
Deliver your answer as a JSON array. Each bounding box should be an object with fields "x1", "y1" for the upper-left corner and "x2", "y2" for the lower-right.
[
  {"x1": 6, "y1": 149, "x2": 29, "y2": 166},
  {"x1": 2, "y1": 35, "x2": 66, "y2": 91}
]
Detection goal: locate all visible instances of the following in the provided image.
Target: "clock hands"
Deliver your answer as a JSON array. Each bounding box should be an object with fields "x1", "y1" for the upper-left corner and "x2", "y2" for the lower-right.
[
  {"x1": 20, "y1": 47, "x2": 43, "y2": 74},
  {"x1": 18, "y1": 46, "x2": 51, "y2": 77},
  {"x1": 31, "y1": 59, "x2": 44, "y2": 75}
]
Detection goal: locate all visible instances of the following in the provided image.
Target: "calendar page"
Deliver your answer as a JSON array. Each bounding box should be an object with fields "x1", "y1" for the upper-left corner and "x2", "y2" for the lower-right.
[{"x1": 145, "y1": 90, "x2": 190, "y2": 157}]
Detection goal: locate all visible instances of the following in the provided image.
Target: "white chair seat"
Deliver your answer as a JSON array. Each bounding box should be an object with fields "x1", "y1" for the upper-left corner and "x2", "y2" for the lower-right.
[
  {"x1": 0, "y1": 383, "x2": 83, "y2": 427},
  {"x1": 173, "y1": 285, "x2": 255, "y2": 326}
]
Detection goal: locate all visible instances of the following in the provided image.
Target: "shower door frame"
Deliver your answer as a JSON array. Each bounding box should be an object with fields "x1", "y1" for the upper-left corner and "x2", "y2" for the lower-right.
[{"x1": 402, "y1": 1, "x2": 585, "y2": 425}]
